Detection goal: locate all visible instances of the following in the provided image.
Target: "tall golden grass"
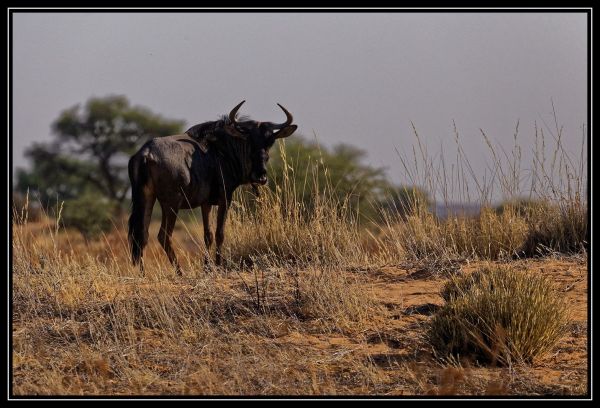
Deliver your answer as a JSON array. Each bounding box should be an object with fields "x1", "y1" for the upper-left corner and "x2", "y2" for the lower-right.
[{"x1": 378, "y1": 114, "x2": 586, "y2": 262}]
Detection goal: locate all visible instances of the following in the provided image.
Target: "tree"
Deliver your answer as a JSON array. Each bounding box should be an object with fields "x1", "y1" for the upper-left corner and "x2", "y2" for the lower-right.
[{"x1": 16, "y1": 95, "x2": 184, "y2": 209}]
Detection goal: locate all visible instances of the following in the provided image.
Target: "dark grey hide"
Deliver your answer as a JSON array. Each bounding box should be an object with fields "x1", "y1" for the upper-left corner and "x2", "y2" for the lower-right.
[{"x1": 127, "y1": 101, "x2": 297, "y2": 274}]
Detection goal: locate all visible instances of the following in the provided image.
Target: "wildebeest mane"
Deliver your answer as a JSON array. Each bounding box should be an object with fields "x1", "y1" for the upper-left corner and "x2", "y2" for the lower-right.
[
  {"x1": 218, "y1": 113, "x2": 252, "y2": 124},
  {"x1": 185, "y1": 114, "x2": 252, "y2": 140}
]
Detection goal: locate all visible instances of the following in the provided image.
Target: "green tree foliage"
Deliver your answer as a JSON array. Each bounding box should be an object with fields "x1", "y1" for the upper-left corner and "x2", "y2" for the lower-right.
[{"x1": 16, "y1": 95, "x2": 184, "y2": 209}]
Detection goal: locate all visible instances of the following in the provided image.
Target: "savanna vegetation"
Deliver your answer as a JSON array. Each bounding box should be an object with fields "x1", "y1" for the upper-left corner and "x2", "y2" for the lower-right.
[{"x1": 12, "y1": 96, "x2": 588, "y2": 396}]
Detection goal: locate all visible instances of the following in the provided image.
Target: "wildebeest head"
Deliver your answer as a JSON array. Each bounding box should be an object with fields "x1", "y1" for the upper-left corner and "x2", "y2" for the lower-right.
[{"x1": 225, "y1": 101, "x2": 297, "y2": 185}]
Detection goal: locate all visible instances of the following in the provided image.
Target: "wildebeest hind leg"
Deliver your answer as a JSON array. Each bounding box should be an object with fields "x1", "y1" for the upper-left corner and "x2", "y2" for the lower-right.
[
  {"x1": 139, "y1": 189, "x2": 156, "y2": 275},
  {"x1": 215, "y1": 201, "x2": 229, "y2": 267},
  {"x1": 158, "y1": 203, "x2": 181, "y2": 275}
]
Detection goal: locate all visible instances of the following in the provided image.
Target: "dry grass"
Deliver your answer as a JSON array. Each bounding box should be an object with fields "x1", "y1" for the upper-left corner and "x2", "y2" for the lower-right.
[
  {"x1": 379, "y1": 206, "x2": 531, "y2": 261},
  {"x1": 224, "y1": 189, "x2": 368, "y2": 268},
  {"x1": 378, "y1": 113, "x2": 587, "y2": 263},
  {"x1": 12, "y1": 213, "x2": 387, "y2": 395}
]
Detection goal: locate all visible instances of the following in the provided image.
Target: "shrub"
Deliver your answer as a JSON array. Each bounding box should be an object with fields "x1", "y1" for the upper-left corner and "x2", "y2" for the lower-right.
[
  {"x1": 519, "y1": 198, "x2": 588, "y2": 256},
  {"x1": 428, "y1": 266, "x2": 568, "y2": 365},
  {"x1": 61, "y1": 193, "x2": 115, "y2": 240},
  {"x1": 495, "y1": 197, "x2": 587, "y2": 256}
]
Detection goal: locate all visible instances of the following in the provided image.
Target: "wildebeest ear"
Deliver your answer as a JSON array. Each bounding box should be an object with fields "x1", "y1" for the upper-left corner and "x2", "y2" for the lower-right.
[
  {"x1": 273, "y1": 125, "x2": 297, "y2": 140},
  {"x1": 223, "y1": 123, "x2": 247, "y2": 140}
]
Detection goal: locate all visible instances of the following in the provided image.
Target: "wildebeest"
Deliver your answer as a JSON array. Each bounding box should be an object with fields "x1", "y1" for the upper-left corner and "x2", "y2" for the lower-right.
[{"x1": 127, "y1": 101, "x2": 297, "y2": 274}]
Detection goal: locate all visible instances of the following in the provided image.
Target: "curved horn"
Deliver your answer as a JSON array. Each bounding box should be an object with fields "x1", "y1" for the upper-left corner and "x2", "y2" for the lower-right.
[
  {"x1": 229, "y1": 100, "x2": 246, "y2": 125},
  {"x1": 271, "y1": 103, "x2": 293, "y2": 129}
]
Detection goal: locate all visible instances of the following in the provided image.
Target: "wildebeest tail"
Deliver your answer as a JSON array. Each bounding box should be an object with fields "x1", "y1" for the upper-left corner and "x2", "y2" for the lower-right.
[{"x1": 128, "y1": 152, "x2": 150, "y2": 266}]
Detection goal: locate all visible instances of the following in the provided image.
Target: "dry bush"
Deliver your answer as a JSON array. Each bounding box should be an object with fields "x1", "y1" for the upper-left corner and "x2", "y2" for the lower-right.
[
  {"x1": 379, "y1": 199, "x2": 585, "y2": 263},
  {"x1": 428, "y1": 266, "x2": 568, "y2": 366}
]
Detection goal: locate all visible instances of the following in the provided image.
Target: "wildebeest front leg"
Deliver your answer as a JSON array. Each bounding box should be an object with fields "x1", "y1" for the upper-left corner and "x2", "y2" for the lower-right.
[
  {"x1": 158, "y1": 203, "x2": 181, "y2": 275},
  {"x1": 201, "y1": 203, "x2": 213, "y2": 268},
  {"x1": 215, "y1": 200, "x2": 229, "y2": 267}
]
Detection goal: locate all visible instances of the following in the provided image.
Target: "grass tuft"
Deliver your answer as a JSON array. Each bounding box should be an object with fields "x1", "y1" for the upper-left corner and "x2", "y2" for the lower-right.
[{"x1": 428, "y1": 266, "x2": 568, "y2": 366}]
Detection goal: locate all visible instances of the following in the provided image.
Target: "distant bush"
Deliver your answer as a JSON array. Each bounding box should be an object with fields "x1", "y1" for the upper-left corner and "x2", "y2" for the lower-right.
[
  {"x1": 377, "y1": 185, "x2": 432, "y2": 221},
  {"x1": 61, "y1": 193, "x2": 115, "y2": 240},
  {"x1": 494, "y1": 197, "x2": 550, "y2": 217},
  {"x1": 428, "y1": 266, "x2": 568, "y2": 365}
]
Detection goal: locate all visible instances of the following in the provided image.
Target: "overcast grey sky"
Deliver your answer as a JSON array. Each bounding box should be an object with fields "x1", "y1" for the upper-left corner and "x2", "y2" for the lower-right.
[{"x1": 11, "y1": 12, "x2": 588, "y2": 199}]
